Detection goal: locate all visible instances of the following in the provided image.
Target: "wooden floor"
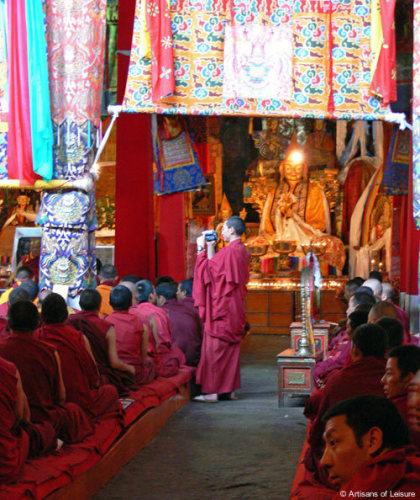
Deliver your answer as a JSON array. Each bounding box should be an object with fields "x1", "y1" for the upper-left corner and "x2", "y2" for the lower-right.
[{"x1": 47, "y1": 384, "x2": 190, "y2": 500}]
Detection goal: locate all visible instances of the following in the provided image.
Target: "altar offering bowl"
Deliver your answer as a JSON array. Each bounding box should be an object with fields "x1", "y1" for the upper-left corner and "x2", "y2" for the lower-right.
[
  {"x1": 272, "y1": 240, "x2": 298, "y2": 255},
  {"x1": 245, "y1": 243, "x2": 268, "y2": 257}
]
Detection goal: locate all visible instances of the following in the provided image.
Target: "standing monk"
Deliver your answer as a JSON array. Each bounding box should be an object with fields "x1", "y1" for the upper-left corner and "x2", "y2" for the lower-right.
[{"x1": 193, "y1": 216, "x2": 250, "y2": 402}]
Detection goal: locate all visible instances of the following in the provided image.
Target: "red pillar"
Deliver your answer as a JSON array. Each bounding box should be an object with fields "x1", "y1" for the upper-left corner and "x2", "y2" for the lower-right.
[
  {"x1": 115, "y1": 0, "x2": 155, "y2": 279},
  {"x1": 157, "y1": 193, "x2": 186, "y2": 280}
]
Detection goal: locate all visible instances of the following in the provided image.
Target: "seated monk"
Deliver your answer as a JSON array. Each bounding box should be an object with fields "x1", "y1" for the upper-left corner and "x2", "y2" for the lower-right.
[
  {"x1": 314, "y1": 310, "x2": 369, "y2": 388},
  {"x1": 376, "y1": 316, "x2": 404, "y2": 351},
  {"x1": 157, "y1": 281, "x2": 203, "y2": 367},
  {"x1": 0, "y1": 357, "x2": 57, "y2": 482},
  {"x1": 68, "y1": 289, "x2": 137, "y2": 396},
  {"x1": 0, "y1": 301, "x2": 93, "y2": 444},
  {"x1": 368, "y1": 300, "x2": 411, "y2": 344},
  {"x1": 0, "y1": 265, "x2": 35, "y2": 306},
  {"x1": 382, "y1": 282, "x2": 412, "y2": 340},
  {"x1": 381, "y1": 345, "x2": 420, "y2": 448},
  {"x1": 97, "y1": 264, "x2": 119, "y2": 317},
  {"x1": 130, "y1": 280, "x2": 186, "y2": 377},
  {"x1": 304, "y1": 324, "x2": 387, "y2": 487},
  {"x1": 408, "y1": 369, "x2": 420, "y2": 434},
  {"x1": 0, "y1": 287, "x2": 30, "y2": 341},
  {"x1": 37, "y1": 293, "x2": 120, "y2": 419},
  {"x1": 106, "y1": 286, "x2": 157, "y2": 385},
  {"x1": 320, "y1": 396, "x2": 420, "y2": 497}
]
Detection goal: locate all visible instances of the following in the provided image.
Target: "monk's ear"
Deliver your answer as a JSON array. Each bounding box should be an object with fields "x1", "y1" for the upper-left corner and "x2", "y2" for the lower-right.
[
  {"x1": 350, "y1": 343, "x2": 362, "y2": 361},
  {"x1": 365, "y1": 426, "x2": 383, "y2": 456}
]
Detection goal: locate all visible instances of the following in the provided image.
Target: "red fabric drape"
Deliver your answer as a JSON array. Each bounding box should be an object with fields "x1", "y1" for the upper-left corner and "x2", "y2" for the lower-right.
[{"x1": 7, "y1": 0, "x2": 38, "y2": 184}]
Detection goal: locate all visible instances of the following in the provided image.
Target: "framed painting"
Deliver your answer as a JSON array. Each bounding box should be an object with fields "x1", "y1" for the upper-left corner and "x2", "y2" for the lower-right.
[{"x1": 192, "y1": 175, "x2": 215, "y2": 216}]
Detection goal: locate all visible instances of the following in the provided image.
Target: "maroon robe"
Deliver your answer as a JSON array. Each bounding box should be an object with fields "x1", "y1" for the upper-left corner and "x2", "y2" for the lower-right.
[
  {"x1": 333, "y1": 447, "x2": 420, "y2": 498},
  {"x1": 68, "y1": 310, "x2": 136, "y2": 395},
  {"x1": 36, "y1": 323, "x2": 120, "y2": 419},
  {"x1": 391, "y1": 393, "x2": 420, "y2": 449},
  {"x1": 0, "y1": 334, "x2": 93, "y2": 444},
  {"x1": 305, "y1": 356, "x2": 387, "y2": 485},
  {"x1": 0, "y1": 357, "x2": 56, "y2": 482},
  {"x1": 130, "y1": 302, "x2": 185, "y2": 377},
  {"x1": 0, "y1": 357, "x2": 30, "y2": 482},
  {"x1": 193, "y1": 238, "x2": 250, "y2": 394},
  {"x1": 106, "y1": 310, "x2": 157, "y2": 385},
  {"x1": 163, "y1": 298, "x2": 203, "y2": 366}
]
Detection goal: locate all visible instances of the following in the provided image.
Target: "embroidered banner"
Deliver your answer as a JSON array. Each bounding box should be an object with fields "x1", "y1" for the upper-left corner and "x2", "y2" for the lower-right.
[
  {"x1": 223, "y1": 24, "x2": 292, "y2": 100},
  {"x1": 155, "y1": 131, "x2": 206, "y2": 194},
  {"x1": 382, "y1": 127, "x2": 410, "y2": 196},
  {"x1": 124, "y1": 0, "x2": 390, "y2": 119}
]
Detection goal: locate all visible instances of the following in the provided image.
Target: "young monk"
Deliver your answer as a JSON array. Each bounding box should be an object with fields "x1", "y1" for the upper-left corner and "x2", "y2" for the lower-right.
[
  {"x1": 157, "y1": 281, "x2": 203, "y2": 367},
  {"x1": 97, "y1": 264, "x2": 118, "y2": 317},
  {"x1": 0, "y1": 356, "x2": 57, "y2": 482},
  {"x1": 106, "y1": 285, "x2": 157, "y2": 385},
  {"x1": 381, "y1": 345, "x2": 420, "y2": 447},
  {"x1": 131, "y1": 280, "x2": 185, "y2": 377},
  {"x1": 321, "y1": 396, "x2": 420, "y2": 497},
  {"x1": 37, "y1": 293, "x2": 120, "y2": 419},
  {"x1": 304, "y1": 324, "x2": 387, "y2": 486},
  {"x1": 68, "y1": 289, "x2": 136, "y2": 396},
  {"x1": 0, "y1": 301, "x2": 93, "y2": 444}
]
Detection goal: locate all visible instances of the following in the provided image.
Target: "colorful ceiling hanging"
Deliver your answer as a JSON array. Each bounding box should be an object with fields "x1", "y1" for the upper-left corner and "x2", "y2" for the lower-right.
[{"x1": 123, "y1": 0, "x2": 396, "y2": 120}]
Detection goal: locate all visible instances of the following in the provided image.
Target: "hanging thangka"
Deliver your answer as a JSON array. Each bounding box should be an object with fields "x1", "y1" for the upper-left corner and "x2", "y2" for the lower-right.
[
  {"x1": 382, "y1": 126, "x2": 410, "y2": 196},
  {"x1": 123, "y1": 0, "x2": 396, "y2": 120},
  {"x1": 44, "y1": 0, "x2": 106, "y2": 180},
  {"x1": 154, "y1": 128, "x2": 206, "y2": 195}
]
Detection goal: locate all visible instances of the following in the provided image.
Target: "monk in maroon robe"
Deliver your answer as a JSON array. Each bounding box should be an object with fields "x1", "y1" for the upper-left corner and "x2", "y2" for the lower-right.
[
  {"x1": 106, "y1": 285, "x2": 157, "y2": 385},
  {"x1": 68, "y1": 289, "x2": 137, "y2": 395},
  {"x1": 157, "y1": 280, "x2": 202, "y2": 366},
  {"x1": 37, "y1": 293, "x2": 120, "y2": 419},
  {"x1": 0, "y1": 357, "x2": 57, "y2": 482},
  {"x1": 381, "y1": 345, "x2": 420, "y2": 448},
  {"x1": 0, "y1": 301, "x2": 93, "y2": 444},
  {"x1": 320, "y1": 396, "x2": 420, "y2": 498},
  {"x1": 131, "y1": 280, "x2": 185, "y2": 377},
  {"x1": 305, "y1": 324, "x2": 387, "y2": 485},
  {"x1": 193, "y1": 216, "x2": 250, "y2": 401}
]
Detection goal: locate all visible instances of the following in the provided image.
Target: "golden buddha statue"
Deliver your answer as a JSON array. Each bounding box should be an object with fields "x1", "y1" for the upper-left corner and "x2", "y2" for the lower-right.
[{"x1": 260, "y1": 148, "x2": 330, "y2": 242}]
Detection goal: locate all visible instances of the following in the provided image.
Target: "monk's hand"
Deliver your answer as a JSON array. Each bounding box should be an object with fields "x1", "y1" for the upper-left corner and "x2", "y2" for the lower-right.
[{"x1": 197, "y1": 235, "x2": 205, "y2": 253}]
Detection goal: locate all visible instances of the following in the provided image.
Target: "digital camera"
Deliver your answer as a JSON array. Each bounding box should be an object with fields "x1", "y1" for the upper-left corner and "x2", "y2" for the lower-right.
[{"x1": 202, "y1": 229, "x2": 218, "y2": 242}]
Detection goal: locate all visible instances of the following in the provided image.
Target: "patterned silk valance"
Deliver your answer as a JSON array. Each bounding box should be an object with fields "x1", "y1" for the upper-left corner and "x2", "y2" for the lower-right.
[{"x1": 123, "y1": 0, "x2": 395, "y2": 120}]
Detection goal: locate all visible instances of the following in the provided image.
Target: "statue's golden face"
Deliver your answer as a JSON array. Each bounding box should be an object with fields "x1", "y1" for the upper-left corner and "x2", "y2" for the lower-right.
[{"x1": 283, "y1": 161, "x2": 304, "y2": 182}]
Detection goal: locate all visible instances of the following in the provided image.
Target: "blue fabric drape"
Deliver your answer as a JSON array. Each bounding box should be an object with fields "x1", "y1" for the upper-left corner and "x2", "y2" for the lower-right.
[{"x1": 25, "y1": 0, "x2": 53, "y2": 180}]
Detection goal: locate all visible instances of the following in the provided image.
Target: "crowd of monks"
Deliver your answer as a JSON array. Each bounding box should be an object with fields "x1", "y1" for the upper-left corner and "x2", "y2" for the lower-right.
[
  {"x1": 0, "y1": 264, "x2": 203, "y2": 483},
  {"x1": 295, "y1": 273, "x2": 420, "y2": 498}
]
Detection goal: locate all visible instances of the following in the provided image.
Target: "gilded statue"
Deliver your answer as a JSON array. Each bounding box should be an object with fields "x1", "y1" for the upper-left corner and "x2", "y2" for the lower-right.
[{"x1": 259, "y1": 148, "x2": 330, "y2": 242}]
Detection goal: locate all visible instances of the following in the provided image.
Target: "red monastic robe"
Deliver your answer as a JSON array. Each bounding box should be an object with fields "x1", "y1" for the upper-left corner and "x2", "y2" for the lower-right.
[
  {"x1": 162, "y1": 298, "x2": 203, "y2": 366},
  {"x1": 68, "y1": 310, "x2": 136, "y2": 395},
  {"x1": 36, "y1": 323, "x2": 120, "y2": 419},
  {"x1": 106, "y1": 310, "x2": 157, "y2": 385},
  {"x1": 305, "y1": 356, "x2": 387, "y2": 485},
  {"x1": 0, "y1": 357, "x2": 30, "y2": 482},
  {"x1": 130, "y1": 302, "x2": 185, "y2": 377},
  {"x1": 334, "y1": 447, "x2": 420, "y2": 498},
  {"x1": 0, "y1": 357, "x2": 57, "y2": 482},
  {"x1": 193, "y1": 239, "x2": 250, "y2": 394},
  {"x1": 391, "y1": 393, "x2": 420, "y2": 449},
  {"x1": 0, "y1": 334, "x2": 93, "y2": 444}
]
